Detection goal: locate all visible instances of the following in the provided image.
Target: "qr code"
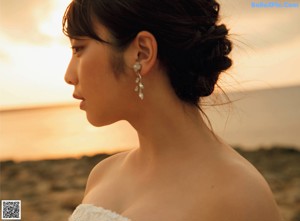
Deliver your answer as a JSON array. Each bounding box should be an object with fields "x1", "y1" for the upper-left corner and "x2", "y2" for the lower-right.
[{"x1": 1, "y1": 200, "x2": 21, "y2": 220}]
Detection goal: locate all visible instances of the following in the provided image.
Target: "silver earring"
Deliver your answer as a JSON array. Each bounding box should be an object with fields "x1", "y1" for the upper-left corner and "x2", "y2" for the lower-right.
[{"x1": 133, "y1": 62, "x2": 144, "y2": 100}]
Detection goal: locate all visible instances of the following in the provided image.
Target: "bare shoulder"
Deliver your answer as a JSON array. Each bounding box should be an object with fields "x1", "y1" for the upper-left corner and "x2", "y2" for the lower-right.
[
  {"x1": 197, "y1": 148, "x2": 282, "y2": 221},
  {"x1": 84, "y1": 150, "x2": 131, "y2": 195}
]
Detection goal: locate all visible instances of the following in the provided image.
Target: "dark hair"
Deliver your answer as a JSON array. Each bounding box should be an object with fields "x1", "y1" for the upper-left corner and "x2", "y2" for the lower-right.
[{"x1": 63, "y1": 0, "x2": 232, "y2": 107}]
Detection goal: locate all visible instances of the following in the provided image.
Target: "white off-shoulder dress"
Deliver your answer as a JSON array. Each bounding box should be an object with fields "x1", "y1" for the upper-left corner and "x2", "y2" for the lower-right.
[{"x1": 69, "y1": 204, "x2": 131, "y2": 221}]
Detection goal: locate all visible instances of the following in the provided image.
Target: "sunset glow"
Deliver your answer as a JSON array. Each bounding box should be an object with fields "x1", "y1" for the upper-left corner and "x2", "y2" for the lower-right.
[{"x1": 0, "y1": 0, "x2": 72, "y2": 109}]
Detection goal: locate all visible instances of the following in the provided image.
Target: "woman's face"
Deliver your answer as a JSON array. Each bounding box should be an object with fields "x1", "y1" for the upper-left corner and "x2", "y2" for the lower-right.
[{"x1": 64, "y1": 29, "x2": 135, "y2": 126}]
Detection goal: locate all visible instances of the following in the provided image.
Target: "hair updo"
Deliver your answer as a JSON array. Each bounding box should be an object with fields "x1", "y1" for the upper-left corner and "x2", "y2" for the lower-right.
[{"x1": 63, "y1": 0, "x2": 232, "y2": 107}]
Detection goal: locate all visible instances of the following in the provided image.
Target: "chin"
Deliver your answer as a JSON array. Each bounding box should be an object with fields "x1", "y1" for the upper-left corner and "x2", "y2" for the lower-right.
[{"x1": 86, "y1": 113, "x2": 119, "y2": 127}]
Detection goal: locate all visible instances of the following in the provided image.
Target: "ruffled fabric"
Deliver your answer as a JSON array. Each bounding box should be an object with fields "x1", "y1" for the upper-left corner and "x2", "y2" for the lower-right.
[{"x1": 69, "y1": 204, "x2": 131, "y2": 221}]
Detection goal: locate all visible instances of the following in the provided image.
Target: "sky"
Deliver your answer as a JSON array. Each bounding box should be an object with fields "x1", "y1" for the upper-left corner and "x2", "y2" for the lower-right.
[{"x1": 0, "y1": 0, "x2": 300, "y2": 109}]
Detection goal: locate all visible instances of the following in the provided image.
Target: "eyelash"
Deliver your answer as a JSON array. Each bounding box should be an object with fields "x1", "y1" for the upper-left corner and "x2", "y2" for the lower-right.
[{"x1": 71, "y1": 46, "x2": 84, "y2": 55}]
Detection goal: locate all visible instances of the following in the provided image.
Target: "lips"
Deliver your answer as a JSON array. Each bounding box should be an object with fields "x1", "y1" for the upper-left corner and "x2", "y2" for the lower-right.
[
  {"x1": 73, "y1": 93, "x2": 86, "y2": 110},
  {"x1": 73, "y1": 93, "x2": 85, "y2": 100}
]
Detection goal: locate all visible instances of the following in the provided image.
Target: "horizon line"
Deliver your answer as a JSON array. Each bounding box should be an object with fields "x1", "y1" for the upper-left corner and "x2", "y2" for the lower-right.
[
  {"x1": 1, "y1": 84, "x2": 299, "y2": 112},
  {"x1": 0, "y1": 102, "x2": 77, "y2": 113}
]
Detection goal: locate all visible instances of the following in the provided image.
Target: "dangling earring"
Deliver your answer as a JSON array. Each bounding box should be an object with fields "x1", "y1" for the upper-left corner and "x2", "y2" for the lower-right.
[{"x1": 133, "y1": 62, "x2": 144, "y2": 100}]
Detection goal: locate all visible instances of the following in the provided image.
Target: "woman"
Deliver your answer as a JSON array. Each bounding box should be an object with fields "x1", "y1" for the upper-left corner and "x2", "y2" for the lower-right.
[{"x1": 63, "y1": 0, "x2": 282, "y2": 220}]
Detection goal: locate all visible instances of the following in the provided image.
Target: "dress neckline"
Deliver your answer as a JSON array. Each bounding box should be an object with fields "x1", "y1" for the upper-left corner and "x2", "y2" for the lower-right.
[{"x1": 75, "y1": 203, "x2": 131, "y2": 220}]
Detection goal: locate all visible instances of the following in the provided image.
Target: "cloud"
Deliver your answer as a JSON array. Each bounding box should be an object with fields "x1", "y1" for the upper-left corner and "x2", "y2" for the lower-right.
[
  {"x1": 0, "y1": 0, "x2": 59, "y2": 44},
  {"x1": 218, "y1": 0, "x2": 300, "y2": 50}
]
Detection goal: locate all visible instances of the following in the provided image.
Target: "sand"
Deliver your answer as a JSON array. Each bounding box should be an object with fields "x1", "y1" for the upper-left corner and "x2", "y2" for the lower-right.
[{"x1": 0, "y1": 148, "x2": 299, "y2": 221}]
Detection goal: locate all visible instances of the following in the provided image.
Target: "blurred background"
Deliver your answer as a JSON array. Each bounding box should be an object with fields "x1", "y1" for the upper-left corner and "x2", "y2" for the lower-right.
[{"x1": 0, "y1": 0, "x2": 299, "y2": 220}]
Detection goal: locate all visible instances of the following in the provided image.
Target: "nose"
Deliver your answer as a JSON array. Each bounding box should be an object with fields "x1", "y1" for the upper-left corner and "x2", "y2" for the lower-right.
[{"x1": 64, "y1": 58, "x2": 78, "y2": 85}]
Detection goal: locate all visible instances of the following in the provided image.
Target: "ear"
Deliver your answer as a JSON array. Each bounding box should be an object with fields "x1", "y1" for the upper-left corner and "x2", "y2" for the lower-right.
[{"x1": 124, "y1": 31, "x2": 158, "y2": 76}]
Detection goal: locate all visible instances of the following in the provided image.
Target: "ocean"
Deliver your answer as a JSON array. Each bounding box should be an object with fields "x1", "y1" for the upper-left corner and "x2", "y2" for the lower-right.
[{"x1": 1, "y1": 85, "x2": 299, "y2": 161}]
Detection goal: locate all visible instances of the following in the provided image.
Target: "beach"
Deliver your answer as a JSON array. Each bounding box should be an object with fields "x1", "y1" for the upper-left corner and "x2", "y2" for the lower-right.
[{"x1": 1, "y1": 147, "x2": 299, "y2": 221}]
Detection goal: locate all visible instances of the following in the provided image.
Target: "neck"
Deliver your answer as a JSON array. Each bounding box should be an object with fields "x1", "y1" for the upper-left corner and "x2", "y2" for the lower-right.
[{"x1": 127, "y1": 98, "x2": 221, "y2": 166}]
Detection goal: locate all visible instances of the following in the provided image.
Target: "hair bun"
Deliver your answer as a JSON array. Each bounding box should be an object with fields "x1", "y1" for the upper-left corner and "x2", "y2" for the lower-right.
[{"x1": 176, "y1": 23, "x2": 232, "y2": 100}]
